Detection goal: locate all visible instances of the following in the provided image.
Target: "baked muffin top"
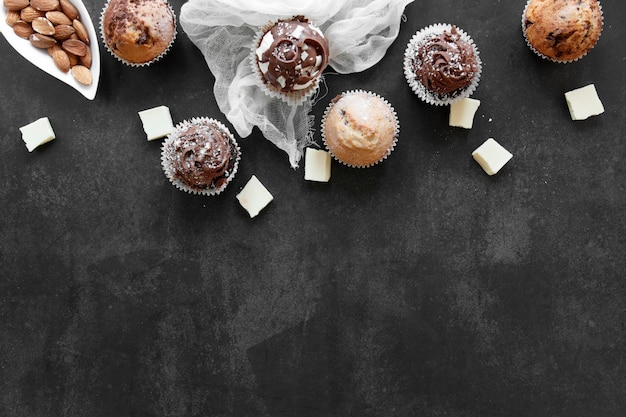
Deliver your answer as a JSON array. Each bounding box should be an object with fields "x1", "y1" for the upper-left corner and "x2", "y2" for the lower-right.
[{"x1": 523, "y1": 0, "x2": 603, "y2": 62}]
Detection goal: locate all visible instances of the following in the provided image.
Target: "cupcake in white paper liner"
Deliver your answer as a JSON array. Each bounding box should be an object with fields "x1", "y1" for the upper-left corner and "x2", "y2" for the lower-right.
[
  {"x1": 321, "y1": 90, "x2": 399, "y2": 169},
  {"x1": 100, "y1": 0, "x2": 177, "y2": 67},
  {"x1": 161, "y1": 117, "x2": 241, "y2": 196},
  {"x1": 522, "y1": 0, "x2": 603, "y2": 64},
  {"x1": 250, "y1": 16, "x2": 330, "y2": 106},
  {"x1": 404, "y1": 23, "x2": 482, "y2": 106}
]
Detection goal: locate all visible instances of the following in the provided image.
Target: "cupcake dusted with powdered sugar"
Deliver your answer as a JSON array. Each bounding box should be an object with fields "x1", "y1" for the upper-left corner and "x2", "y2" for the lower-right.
[
  {"x1": 404, "y1": 24, "x2": 482, "y2": 106},
  {"x1": 161, "y1": 117, "x2": 240, "y2": 196}
]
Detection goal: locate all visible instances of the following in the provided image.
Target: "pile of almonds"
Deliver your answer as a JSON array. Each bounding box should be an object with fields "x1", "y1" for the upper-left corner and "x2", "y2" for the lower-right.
[{"x1": 4, "y1": 0, "x2": 92, "y2": 85}]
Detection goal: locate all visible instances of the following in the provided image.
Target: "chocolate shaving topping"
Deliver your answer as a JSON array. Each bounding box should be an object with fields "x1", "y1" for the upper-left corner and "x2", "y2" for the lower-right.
[{"x1": 256, "y1": 16, "x2": 329, "y2": 93}]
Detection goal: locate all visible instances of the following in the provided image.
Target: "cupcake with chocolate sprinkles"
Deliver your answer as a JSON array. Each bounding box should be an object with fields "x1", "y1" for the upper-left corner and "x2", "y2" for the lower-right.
[
  {"x1": 161, "y1": 117, "x2": 241, "y2": 196},
  {"x1": 251, "y1": 15, "x2": 330, "y2": 105},
  {"x1": 404, "y1": 24, "x2": 482, "y2": 106}
]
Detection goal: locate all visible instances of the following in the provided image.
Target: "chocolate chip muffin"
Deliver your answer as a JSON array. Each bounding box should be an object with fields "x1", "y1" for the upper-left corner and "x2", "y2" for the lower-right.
[
  {"x1": 523, "y1": 0, "x2": 603, "y2": 62},
  {"x1": 101, "y1": 0, "x2": 176, "y2": 65},
  {"x1": 322, "y1": 90, "x2": 399, "y2": 168}
]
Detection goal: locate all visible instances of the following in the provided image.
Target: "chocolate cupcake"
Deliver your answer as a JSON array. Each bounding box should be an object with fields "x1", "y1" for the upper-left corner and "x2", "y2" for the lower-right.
[
  {"x1": 522, "y1": 0, "x2": 603, "y2": 63},
  {"x1": 404, "y1": 24, "x2": 481, "y2": 106},
  {"x1": 321, "y1": 90, "x2": 399, "y2": 168},
  {"x1": 161, "y1": 117, "x2": 240, "y2": 196},
  {"x1": 101, "y1": 0, "x2": 176, "y2": 66},
  {"x1": 251, "y1": 15, "x2": 329, "y2": 105}
]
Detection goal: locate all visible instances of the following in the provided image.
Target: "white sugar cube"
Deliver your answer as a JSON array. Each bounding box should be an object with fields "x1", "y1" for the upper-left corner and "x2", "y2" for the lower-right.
[
  {"x1": 138, "y1": 105, "x2": 174, "y2": 140},
  {"x1": 449, "y1": 97, "x2": 481, "y2": 129},
  {"x1": 304, "y1": 148, "x2": 331, "y2": 182},
  {"x1": 472, "y1": 138, "x2": 513, "y2": 176},
  {"x1": 564, "y1": 84, "x2": 604, "y2": 121},
  {"x1": 237, "y1": 175, "x2": 273, "y2": 218},
  {"x1": 19, "y1": 117, "x2": 55, "y2": 152}
]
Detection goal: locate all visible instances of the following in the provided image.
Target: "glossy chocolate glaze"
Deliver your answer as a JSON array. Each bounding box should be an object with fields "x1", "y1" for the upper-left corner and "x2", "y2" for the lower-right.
[{"x1": 255, "y1": 16, "x2": 329, "y2": 93}]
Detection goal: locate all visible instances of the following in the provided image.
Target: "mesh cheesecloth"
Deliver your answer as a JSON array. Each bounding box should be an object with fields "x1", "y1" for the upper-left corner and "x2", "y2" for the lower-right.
[{"x1": 179, "y1": 0, "x2": 414, "y2": 168}]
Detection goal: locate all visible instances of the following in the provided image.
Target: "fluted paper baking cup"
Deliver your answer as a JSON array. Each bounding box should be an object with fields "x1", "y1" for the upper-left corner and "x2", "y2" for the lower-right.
[
  {"x1": 321, "y1": 90, "x2": 400, "y2": 169},
  {"x1": 100, "y1": 0, "x2": 177, "y2": 67},
  {"x1": 161, "y1": 117, "x2": 241, "y2": 196},
  {"x1": 521, "y1": 0, "x2": 603, "y2": 63},
  {"x1": 404, "y1": 23, "x2": 482, "y2": 106},
  {"x1": 250, "y1": 17, "x2": 325, "y2": 106}
]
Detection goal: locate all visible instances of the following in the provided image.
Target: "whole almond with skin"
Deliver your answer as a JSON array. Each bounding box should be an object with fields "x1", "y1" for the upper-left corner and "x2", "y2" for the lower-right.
[
  {"x1": 13, "y1": 20, "x2": 34, "y2": 38},
  {"x1": 32, "y1": 17, "x2": 56, "y2": 36},
  {"x1": 66, "y1": 51, "x2": 79, "y2": 66},
  {"x1": 52, "y1": 24, "x2": 75, "y2": 40},
  {"x1": 71, "y1": 65, "x2": 92, "y2": 85},
  {"x1": 79, "y1": 46, "x2": 91, "y2": 68},
  {"x1": 3, "y1": 0, "x2": 29, "y2": 11},
  {"x1": 30, "y1": 0, "x2": 59, "y2": 12},
  {"x1": 71, "y1": 18, "x2": 89, "y2": 45},
  {"x1": 20, "y1": 6, "x2": 44, "y2": 23},
  {"x1": 59, "y1": 0, "x2": 78, "y2": 20},
  {"x1": 46, "y1": 11, "x2": 71, "y2": 25},
  {"x1": 5, "y1": 10, "x2": 20, "y2": 27},
  {"x1": 29, "y1": 33, "x2": 57, "y2": 48},
  {"x1": 62, "y1": 38, "x2": 87, "y2": 56},
  {"x1": 48, "y1": 44, "x2": 71, "y2": 72}
]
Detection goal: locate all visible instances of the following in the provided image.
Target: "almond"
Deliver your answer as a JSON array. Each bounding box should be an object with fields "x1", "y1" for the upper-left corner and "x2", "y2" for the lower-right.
[
  {"x1": 71, "y1": 18, "x2": 89, "y2": 45},
  {"x1": 48, "y1": 44, "x2": 70, "y2": 72},
  {"x1": 3, "y1": 0, "x2": 29, "y2": 11},
  {"x1": 20, "y1": 6, "x2": 45, "y2": 23},
  {"x1": 52, "y1": 24, "x2": 75, "y2": 41},
  {"x1": 71, "y1": 65, "x2": 92, "y2": 85},
  {"x1": 59, "y1": 0, "x2": 78, "y2": 20},
  {"x1": 32, "y1": 17, "x2": 56, "y2": 36},
  {"x1": 61, "y1": 38, "x2": 87, "y2": 56},
  {"x1": 79, "y1": 46, "x2": 91, "y2": 68},
  {"x1": 66, "y1": 51, "x2": 79, "y2": 66},
  {"x1": 5, "y1": 10, "x2": 20, "y2": 27},
  {"x1": 30, "y1": 0, "x2": 59, "y2": 12},
  {"x1": 46, "y1": 10, "x2": 71, "y2": 25},
  {"x1": 29, "y1": 33, "x2": 57, "y2": 48},
  {"x1": 13, "y1": 20, "x2": 34, "y2": 38}
]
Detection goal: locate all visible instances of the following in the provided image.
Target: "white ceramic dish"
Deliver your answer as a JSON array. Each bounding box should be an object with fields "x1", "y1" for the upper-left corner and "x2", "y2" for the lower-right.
[{"x1": 0, "y1": 0, "x2": 100, "y2": 100}]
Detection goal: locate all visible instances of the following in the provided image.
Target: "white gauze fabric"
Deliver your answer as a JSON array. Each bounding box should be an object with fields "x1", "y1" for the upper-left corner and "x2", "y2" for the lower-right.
[{"x1": 180, "y1": 0, "x2": 414, "y2": 168}]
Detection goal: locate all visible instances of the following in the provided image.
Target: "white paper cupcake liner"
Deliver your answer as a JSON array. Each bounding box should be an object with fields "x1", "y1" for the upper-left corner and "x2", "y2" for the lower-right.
[
  {"x1": 250, "y1": 16, "x2": 325, "y2": 106},
  {"x1": 161, "y1": 117, "x2": 241, "y2": 196},
  {"x1": 321, "y1": 89, "x2": 400, "y2": 169},
  {"x1": 403, "y1": 23, "x2": 482, "y2": 106},
  {"x1": 100, "y1": 0, "x2": 177, "y2": 67},
  {"x1": 521, "y1": 0, "x2": 603, "y2": 64}
]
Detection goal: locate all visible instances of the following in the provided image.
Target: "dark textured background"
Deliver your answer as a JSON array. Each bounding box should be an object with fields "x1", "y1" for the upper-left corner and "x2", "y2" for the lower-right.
[{"x1": 1, "y1": 1, "x2": 625, "y2": 416}]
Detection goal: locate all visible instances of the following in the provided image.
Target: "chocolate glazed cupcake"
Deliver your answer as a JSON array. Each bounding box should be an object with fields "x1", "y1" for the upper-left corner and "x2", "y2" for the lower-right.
[
  {"x1": 252, "y1": 15, "x2": 330, "y2": 105},
  {"x1": 161, "y1": 117, "x2": 240, "y2": 196},
  {"x1": 404, "y1": 24, "x2": 482, "y2": 106}
]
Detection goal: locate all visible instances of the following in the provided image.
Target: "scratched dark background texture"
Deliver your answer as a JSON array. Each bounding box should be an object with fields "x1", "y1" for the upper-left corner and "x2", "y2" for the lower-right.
[{"x1": 1, "y1": 0, "x2": 625, "y2": 416}]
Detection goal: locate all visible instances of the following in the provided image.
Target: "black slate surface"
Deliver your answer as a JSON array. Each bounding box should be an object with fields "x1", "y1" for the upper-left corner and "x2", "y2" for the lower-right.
[{"x1": 1, "y1": 1, "x2": 626, "y2": 416}]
